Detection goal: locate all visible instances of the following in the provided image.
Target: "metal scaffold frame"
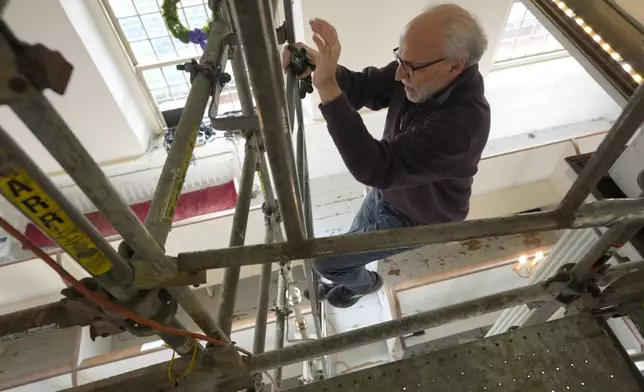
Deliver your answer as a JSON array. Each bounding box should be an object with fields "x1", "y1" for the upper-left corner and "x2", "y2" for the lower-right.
[{"x1": 1, "y1": 0, "x2": 644, "y2": 390}]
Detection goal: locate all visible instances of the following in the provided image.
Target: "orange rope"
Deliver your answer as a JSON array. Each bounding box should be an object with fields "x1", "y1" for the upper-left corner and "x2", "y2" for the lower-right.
[{"x1": 0, "y1": 216, "x2": 251, "y2": 356}]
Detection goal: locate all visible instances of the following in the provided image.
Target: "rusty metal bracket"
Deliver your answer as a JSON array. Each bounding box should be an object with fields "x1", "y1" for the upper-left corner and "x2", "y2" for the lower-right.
[
  {"x1": 130, "y1": 257, "x2": 207, "y2": 289},
  {"x1": 0, "y1": 21, "x2": 72, "y2": 98},
  {"x1": 60, "y1": 278, "x2": 129, "y2": 339},
  {"x1": 275, "y1": 21, "x2": 287, "y2": 45},
  {"x1": 0, "y1": 279, "x2": 128, "y2": 343},
  {"x1": 200, "y1": 345, "x2": 254, "y2": 391}
]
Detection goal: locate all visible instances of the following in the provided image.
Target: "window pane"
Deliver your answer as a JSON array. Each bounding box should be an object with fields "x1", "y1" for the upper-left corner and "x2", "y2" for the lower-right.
[
  {"x1": 170, "y1": 83, "x2": 191, "y2": 100},
  {"x1": 507, "y1": 2, "x2": 526, "y2": 23},
  {"x1": 119, "y1": 17, "x2": 147, "y2": 41},
  {"x1": 130, "y1": 40, "x2": 157, "y2": 63},
  {"x1": 177, "y1": 8, "x2": 189, "y2": 26},
  {"x1": 143, "y1": 69, "x2": 166, "y2": 89},
  {"x1": 180, "y1": 0, "x2": 204, "y2": 6},
  {"x1": 183, "y1": 6, "x2": 208, "y2": 29},
  {"x1": 109, "y1": 0, "x2": 137, "y2": 17},
  {"x1": 150, "y1": 37, "x2": 178, "y2": 60},
  {"x1": 151, "y1": 87, "x2": 172, "y2": 103},
  {"x1": 162, "y1": 66, "x2": 186, "y2": 85},
  {"x1": 494, "y1": 1, "x2": 565, "y2": 63},
  {"x1": 140, "y1": 13, "x2": 167, "y2": 38},
  {"x1": 106, "y1": 0, "x2": 241, "y2": 112},
  {"x1": 173, "y1": 38, "x2": 198, "y2": 57},
  {"x1": 501, "y1": 21, "x2": 521, "y2": 41},
  {"x1": 132, "y1": 0, "x2": 158, "y2": 13}
]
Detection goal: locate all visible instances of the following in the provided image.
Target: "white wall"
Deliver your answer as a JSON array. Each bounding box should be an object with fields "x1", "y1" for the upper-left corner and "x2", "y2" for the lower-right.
[
  {"x1": 486, "y1": 56, "x2": 621, "y2": 140},
  {"x1": 1, "y1": 0, "x2": 157, "y2": 174}
]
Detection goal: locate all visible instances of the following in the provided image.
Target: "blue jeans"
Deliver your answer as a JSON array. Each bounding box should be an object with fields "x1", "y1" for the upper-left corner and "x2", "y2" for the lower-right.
[{"x1": 312, "y1": 188, "x2": 419, "y2": 293}]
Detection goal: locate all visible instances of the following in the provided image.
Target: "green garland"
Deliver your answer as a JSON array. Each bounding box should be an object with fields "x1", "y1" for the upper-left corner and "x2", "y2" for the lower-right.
[{"x1": 161, "y1": 0, "x2": 212, "y2": 44}]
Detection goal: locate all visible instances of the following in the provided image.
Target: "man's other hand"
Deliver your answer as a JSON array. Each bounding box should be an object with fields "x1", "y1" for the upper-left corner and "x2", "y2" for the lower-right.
[
  {"x1": 309, "y1": 18, "x2": 342, "y2": 103},
  {"x1": 281, "y1": 42, "x2": 319, "y2": 77}
]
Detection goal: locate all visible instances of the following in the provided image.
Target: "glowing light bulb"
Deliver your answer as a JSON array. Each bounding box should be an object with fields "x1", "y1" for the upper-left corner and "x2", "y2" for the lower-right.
[
  {"x1": 519, "y1": 255, "x2": 528, "y2": 265},
  {"x1": 622, "y1": 63, "x2": 633, "y2": 73},
  {"x1": 535, "y1": 251, "x2": 545, "y2": 261},
  {"x1": 611, "y1": 52, "x2": 623, "y2": 61},
  {"x1": 584, "y1": 26, "x2": 593, "y2": 34},
  {"x1": 564, "y1": 9, "x2": 574, "y2": 17},
  {"x1": 557, "y1": 1, "x2": 566, "y2": 10},
  {"x1": 592, "y1": 34, "x2": 602, "y2": 42},
  {"x1": 633, "y1": 73, "x2": 643, "y2": 84},
  {"x1": 574, "y1": 17, "x2": 584, "y2": 26}
]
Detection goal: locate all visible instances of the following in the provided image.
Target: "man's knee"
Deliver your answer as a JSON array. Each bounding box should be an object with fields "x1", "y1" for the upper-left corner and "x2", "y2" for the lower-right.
[
  {"x1": 311, "y1": 257, "x2": 332, "y2": 275},
  {"x1": 312, "y1": 255, "x2": 347, "y2": 278}
]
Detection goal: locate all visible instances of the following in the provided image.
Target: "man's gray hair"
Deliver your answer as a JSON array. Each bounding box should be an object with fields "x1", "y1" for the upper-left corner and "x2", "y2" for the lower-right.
[{"x1": 429, "y1": 4, "x2": 489, "y2": 67}]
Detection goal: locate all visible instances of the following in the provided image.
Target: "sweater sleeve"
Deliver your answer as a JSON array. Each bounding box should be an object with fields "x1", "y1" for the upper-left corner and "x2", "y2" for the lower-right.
[
  {"x1": 320, "y1": 94, "x2": 482, "y2": 189},
  {"x1": 335, "y1": 61, "x2": 399, "y2": 111}
]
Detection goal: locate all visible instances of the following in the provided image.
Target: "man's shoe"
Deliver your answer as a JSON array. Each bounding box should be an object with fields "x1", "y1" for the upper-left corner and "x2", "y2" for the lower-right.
[
  {"x1": 326, "y1": 273, "x2": 384, "y2": 309},
  {"x1": 303, "y1": 281, "x2": 338, "y2": 301}
]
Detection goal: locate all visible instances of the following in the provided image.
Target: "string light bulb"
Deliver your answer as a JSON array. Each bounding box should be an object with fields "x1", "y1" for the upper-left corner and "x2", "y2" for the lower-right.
[
  {"x1": 513, "y1": 251, "x2": 548, "y2": 279},
  {"x1": 551, "y1": 0, "x2": 641, "y2": 85}
]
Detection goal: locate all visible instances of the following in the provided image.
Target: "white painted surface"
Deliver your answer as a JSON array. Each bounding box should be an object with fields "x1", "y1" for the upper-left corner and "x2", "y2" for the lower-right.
[
  {"x1": 611, "y1": 128, "x2": 644, "y2": 198},
  {"x1": 0, "y1": 260, "x2": 66, "y2": 307},
  {"x1": 5, "y1": 375, "x2": 73, "y2": 392},
  {"x1": 78, "y1": 327, "x2": 111, "y2": 367},
  {"x1": 2, "y1": 0, "x2": 152, "y2": 174},
  {"x1": 485, "y1": 56, "x2": 621, "y2": 140},
  {"x1": 398, "y1": 263, "x2": 528, "y2": 317},
  {"x1": 60, "y1": 0, "x2": 160, "y2": 148}
]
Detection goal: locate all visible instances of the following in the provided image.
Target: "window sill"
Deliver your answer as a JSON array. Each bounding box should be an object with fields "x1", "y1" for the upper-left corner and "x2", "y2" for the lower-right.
[{"x1": 491, "y1": 51, "x2": 570, "y2": 71}]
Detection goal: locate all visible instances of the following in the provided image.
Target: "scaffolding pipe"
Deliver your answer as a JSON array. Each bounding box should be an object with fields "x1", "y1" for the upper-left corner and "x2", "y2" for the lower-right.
[
  {"x1": 522, "y1": 220, "x2": 644, "y2": 327},
  {"x1": 557, "y1": 84, "x2": 644, "y2": 219},
  {"x1": 294, "y1": 89, "x2": 323, "y2": 341},
  {"x1": 569, "y1": 222, "x2": 644, "y2": 284},
  {"x1": 255, "y1": 207, "x2": 280, "y2": 355},
  {"x1": 247, "y1": 282, "x2": 553, "y2": 372},
  {"x1": 253, "y1": 261, "x2": 273, "y2": 355},
  {"x1": 178, "y1": 198, "x2": 644, "y2": 271},
  {"x1": 10, "y1": 53, "x2": 229, "y2": 345},
  {"x1": 215, "y1": 6, "x2": 259, "y2": 336},
  {"x1": 217, "y1": 143, "x2": 258, "y2": 336},
  {"x1": 144, "y1": 15, "x2": 231, "y2": 246},
  {"x1": 0, "y1": 127, "x2": 134, "y2": 301},
  {"x1": 230, "y1": 0, "x2": 305, "y2": 244},
  {"x1": 0, "y1": 128, "x2": 197, "y2": 354},
  {"x1": 274, "y1": 264, "x2": 288, "y2": 388},
  {"x1": 284, "y1": 264, "x2": 310, "y2": 340}
]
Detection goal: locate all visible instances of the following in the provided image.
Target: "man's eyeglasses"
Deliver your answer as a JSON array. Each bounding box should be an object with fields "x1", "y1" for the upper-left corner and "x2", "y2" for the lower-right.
[{"x1": 393, "y1": 47, "x2": 446, "y2": 77}]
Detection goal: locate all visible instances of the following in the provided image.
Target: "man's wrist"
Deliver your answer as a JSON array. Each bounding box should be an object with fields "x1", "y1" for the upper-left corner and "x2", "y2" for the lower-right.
[{"x1": 317, "y1": 82, "x2": 342, "y2": 105}]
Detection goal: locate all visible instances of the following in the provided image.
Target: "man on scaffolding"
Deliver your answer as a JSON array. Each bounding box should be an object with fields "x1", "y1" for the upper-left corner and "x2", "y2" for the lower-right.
[{"x1": 283, "y1": 4, "x2": 491, "y2": 308}]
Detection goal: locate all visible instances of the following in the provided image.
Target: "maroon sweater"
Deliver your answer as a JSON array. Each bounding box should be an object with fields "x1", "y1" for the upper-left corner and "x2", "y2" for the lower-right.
[{"x1": 319, "y1": 61, "x2": 490, "y2": 224}]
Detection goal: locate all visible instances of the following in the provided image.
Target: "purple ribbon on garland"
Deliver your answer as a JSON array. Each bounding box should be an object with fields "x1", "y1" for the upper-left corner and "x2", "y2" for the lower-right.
[{"x1": 187, "y1": 28, "x2": 208, "y2": 50}]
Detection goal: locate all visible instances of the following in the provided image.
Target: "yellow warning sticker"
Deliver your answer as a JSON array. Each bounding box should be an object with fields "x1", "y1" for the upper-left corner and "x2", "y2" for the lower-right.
[
  {"x1": 161, "y1": 137, "x2": 195, "y2": 223},
  {"x1": 0, "y1": 166, "x2": 113, "y2": 275}
]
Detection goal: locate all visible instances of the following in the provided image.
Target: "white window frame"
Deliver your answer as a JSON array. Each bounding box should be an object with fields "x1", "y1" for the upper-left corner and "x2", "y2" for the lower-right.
[
  {"x1": 100, "y1": 0, "x2": 241, "y2": 126},
  {"x1": 492, "y1": 1, "x2": 569, "y2": 70}
]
